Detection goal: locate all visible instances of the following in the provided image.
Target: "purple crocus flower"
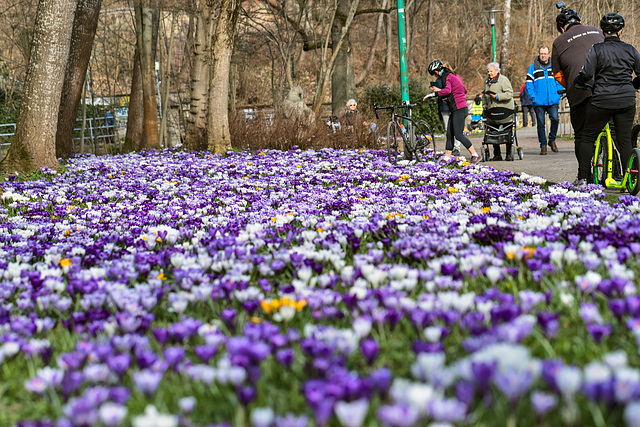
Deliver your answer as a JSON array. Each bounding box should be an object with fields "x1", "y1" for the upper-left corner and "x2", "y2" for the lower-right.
[
  {"x1": 360, "y1": 338, "x2": 379, "y2": 365},
  {"x1": 376, "y1": 403, "x2": 420, "y2": 427},
  {"x1": 194, "y1": 345, "x2": 218, "y2": 364},
  {"x1": 586, "y1": 323, "x2": 612, "y2": 343},
  {"x1": 236, "y1": 385, "x2": 256, "y2": 406},
  {"x1": 471, "y1": 360, "x2": 497, "y2": 390},
  {"x1": 530, "y1": 391, "x2": 557, "y2": 416},
  {"x1": 164, "y1": 347, "x2": 185, "y2": 370},
  {"x1": 493, "y1": 369, "x2": 534, "y2": 401},
  {"x1": 106, "y1": 353, "x2": 131, "y2": 377},
  {"x1": 427, "y1": 397, "x2": 467, "y2": 423},
  {"x1": 275, "y1": 348, "x2": 294, "y2": 368},
  {"x1": 132, "y1": 370, "x2": 162, "y2": 396}
]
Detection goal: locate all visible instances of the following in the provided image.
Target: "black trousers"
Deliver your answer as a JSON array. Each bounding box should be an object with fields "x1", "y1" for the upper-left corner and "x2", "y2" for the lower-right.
[
  {"x1": 570, "y1": 98, "x2": 591, "y2": 162},
  {"x1": 577, "y1": 104, "x2": 636, "y2": 180},
  {"x1": 446, "y1": 107, "x2": 472, "y2": 151}
]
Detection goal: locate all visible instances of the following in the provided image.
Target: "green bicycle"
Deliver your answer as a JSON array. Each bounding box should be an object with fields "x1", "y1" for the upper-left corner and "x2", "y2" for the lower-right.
[{"x1": 593, "y1": 122, "x2": 640, "y2": 194}]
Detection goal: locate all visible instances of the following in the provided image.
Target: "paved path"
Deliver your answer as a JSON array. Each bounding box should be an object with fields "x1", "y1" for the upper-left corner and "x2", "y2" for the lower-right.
[{"x1": 465, "y1": 126, "x2": 578, "y2": 184}]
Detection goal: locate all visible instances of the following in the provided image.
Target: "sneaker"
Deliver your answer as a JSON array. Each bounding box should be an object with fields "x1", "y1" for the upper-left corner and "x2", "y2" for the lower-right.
[
  {"x1": 505, "y1": 154, "x2": 513, "y2": 161},
  {"x1": 451, "y1": 148, "x2": 461, "y2": 157},
  {"x1": 490, "y1": 155, "x2": 503, "y2": 161},
  {"x1": 470, "y1": 155, "x2": 481, "y2": 165},
  {"x1": 550, "y1": 141, "x2": 558, "y2": 152},
  {"x1": 540, "y1": 146, "x2": 547, "y2": 155},
  {"x1": 572, "y1": 178, "x2": 587, "y2": 187}
]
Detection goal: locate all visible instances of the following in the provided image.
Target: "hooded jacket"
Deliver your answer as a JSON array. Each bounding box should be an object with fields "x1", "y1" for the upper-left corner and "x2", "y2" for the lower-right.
[{"x1": 526, "y1": 56, "x2": 563, "y2": 107}]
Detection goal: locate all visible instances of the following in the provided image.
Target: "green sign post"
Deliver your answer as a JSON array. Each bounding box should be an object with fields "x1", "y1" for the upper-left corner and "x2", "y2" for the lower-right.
[{"x1": 396, "y1": 0, "x2": 410, "y2": 107}]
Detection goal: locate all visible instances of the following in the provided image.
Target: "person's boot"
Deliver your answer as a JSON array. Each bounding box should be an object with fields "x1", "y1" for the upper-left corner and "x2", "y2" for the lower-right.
[
  {"x1": 505, "y1": 146, "x2": 513, "y2": 161},
  {"x1": 549, "y1": 141, "x2": 558, "y2": 152},
  {"x1": 540, "y1": 145, "x2": 547, "y2": 155}
]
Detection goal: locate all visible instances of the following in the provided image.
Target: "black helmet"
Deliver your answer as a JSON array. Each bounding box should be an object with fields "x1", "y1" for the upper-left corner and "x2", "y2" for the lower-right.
[
  {"x1": 600, "y1": 13, "x2": 624, "y2": 34},
  {"x1": 428, "y1": 59, "x2": 443, "y2": 76},
  {"x1": 556, "y1": 8, "x2": 581, "y2": 33}
]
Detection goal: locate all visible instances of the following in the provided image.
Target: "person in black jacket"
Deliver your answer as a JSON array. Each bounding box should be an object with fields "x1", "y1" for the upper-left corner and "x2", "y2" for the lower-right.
[{"x1": 572, "y1": 13, "x2": 640, "y2": 187}]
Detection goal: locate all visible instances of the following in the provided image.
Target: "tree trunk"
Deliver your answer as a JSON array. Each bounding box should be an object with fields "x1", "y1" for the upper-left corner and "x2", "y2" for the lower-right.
[
  {"x1": 135, "y1": 5, "x2": 161, "y2": 150},
  {"x1": 385, "y1": 9, "x2": 394, "y2": 78},
  {"x1": 331, "y1": 0, "x2": 356, "y2": 115},
  {"x1": 123, "y1": 47, "x2": 145, "y2": 152},
  {"x1": 426, "y1": 0, "x2": 433, "y2": 62},
  {"x1": 1, "y1": 0, "x2": 75, "y2": 174},
  {"x1": 311, "y1": 0, "x2": 359, "y2": 117},
  {"x1": 355, "y1": 0, "x2": 386, "y2": 86},
  {"x1": 185, "y1": 0, "x2": 213, "y2": 151},
  {"x1": 55, "y1": 0, "x2": 103, "y2": 159},
  {"x1": 500, "y1": 0, "x2": 511, "y2": 77},
  {"x1": 207, "y1": 0, "x2": 240, "y2": 154}
]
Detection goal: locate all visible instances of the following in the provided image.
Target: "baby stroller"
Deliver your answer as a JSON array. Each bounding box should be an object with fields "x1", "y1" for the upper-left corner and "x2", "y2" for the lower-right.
[{"x1": 480, "y1": 107, "x2": 524, "y2": 162}]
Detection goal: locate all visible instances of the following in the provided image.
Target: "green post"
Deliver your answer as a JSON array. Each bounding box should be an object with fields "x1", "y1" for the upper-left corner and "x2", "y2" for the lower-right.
[
  {"x1": 491, "y1": 18, "x2": 497, "y2": 62},
  {"x1": 396, "y1": 0, "x2": 410, "y2": 108},
  {"x1": 483, "y1": 9, "x2": 503, "y2": 63}
]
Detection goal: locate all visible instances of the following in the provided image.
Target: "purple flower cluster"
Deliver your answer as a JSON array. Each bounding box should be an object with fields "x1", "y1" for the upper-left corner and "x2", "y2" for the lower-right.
[{"x1": 2, "y1": 147, "x2": 640, "y2": 425}]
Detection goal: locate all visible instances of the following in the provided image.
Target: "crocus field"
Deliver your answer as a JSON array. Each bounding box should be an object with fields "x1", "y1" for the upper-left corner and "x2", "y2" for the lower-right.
[{"x1": 3, "y1": 146, "x2": 640, "y2": 427}]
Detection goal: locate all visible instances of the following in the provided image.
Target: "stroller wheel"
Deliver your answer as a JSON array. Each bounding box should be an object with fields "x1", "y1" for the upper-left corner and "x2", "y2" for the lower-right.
[{"x1": 517, "y1": 147, "x2": 524, "y2": 160}]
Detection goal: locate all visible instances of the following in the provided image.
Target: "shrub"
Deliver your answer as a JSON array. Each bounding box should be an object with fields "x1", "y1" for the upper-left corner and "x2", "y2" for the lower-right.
[{"x1": 358, "y1": 78, "x2": 444, "y2": 134}]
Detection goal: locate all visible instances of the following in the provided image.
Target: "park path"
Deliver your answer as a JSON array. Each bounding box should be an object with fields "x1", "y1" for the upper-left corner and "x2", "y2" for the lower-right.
[{"x1": 466, "y1": 125, "x2": 578, "y2": 184}]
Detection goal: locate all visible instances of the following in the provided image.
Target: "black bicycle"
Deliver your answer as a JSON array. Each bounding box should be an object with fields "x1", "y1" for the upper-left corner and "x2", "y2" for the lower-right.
[{"x1": 373, "y1": 101, "x2": 435, "y2": 164}]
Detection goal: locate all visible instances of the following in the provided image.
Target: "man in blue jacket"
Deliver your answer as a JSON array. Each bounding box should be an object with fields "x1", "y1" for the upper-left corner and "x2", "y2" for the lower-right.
[{"x1": 526, "y1": 46, "x2": 564, "y2": 155}]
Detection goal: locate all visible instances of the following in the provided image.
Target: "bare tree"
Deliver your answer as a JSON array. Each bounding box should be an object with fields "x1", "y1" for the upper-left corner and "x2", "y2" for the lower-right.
[
  {"x1": 184, "y1": 0, "x2": 213, "y2": 151},
  {"x1": 207, "y1": 0, "x2": 241, "y2": 154},
  {"x1": 55, "y1": 0, "x2": 103, "y2": 159},
  {"x1": 0, "y1": 0, "x2": 75, "y2": 174}
]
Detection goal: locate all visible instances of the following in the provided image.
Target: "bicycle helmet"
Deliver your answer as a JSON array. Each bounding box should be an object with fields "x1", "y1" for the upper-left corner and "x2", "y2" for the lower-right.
[
  {"x1": 556, "y1": 8, "x2": 581, "y2": 33},
  {"x1": 600, "y1": 13, "x2": 624, "y2": 34},
  {"x1": 428, "y1": 59, "x2": 443, "y2": 76}
]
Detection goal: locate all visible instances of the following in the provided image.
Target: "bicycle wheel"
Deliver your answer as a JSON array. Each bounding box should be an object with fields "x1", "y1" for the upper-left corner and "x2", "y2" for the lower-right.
[
  {"x1": 626, "y1": 147, "x2": 640, "y2": 195},
  {"x1": 386, "y1": 121, "x2": 402, "y2": 164},
  {"x1": 412, "y1": 120, "x2": 435, "y2": 161},
  {"x1": 593, "y1": 135, "x2": 607, "y2": 187},
  {"x1": 632, "y1": 124, "x2": 640, "y2": 149}
]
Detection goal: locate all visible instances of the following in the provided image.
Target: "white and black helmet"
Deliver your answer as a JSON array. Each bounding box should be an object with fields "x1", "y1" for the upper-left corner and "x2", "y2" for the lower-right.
[{"x1": 428, "y1": 59, "x2": 444, "y2": 76}]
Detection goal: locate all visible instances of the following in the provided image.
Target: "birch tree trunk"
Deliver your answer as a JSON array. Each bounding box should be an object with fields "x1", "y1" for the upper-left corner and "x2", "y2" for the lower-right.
[
  {"x1": 499, "y1": 0, "x2": 511, "y2": 77},
  {"x1": 185, "y1": 0, "x2": 213, "y2": 152},
  {"x1": 55, "y1": 0, "x2": 103, "y2": 159},
  {"x1": 135, "y1": 4, "x2": 161, "y2": 150},
  {"x1": 207, "y1": 0, "x2": 240, "y2": 154},
  {"x1": 0, "y1": 0, "x2": 75, "y2": 174}
]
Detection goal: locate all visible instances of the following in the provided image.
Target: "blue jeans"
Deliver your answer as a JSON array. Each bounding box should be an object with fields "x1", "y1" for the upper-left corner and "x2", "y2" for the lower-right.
[{"x1": 534, "y1": 104, "x2": 559, "y2": 147}]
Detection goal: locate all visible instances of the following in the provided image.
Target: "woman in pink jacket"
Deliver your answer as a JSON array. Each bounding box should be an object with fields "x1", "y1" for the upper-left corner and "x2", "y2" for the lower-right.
[{"x1": 425, "y1": 60, "x2": 480, "y2": 163}]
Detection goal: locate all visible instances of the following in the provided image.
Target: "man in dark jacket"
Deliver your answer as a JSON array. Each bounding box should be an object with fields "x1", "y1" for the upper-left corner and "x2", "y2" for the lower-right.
[
  {"x1": 526, "y1": 47, "x2": 564, "y2": 155},
  {"x1": 572, "y1": 13, "x2": 640, "y2": 187},
  {"x1": 551, "y1": 7, "x2": 604, "y2": 167}
]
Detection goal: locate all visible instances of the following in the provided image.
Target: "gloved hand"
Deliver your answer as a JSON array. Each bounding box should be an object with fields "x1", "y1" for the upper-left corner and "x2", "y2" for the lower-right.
[
  {"x1": 573, "y1": 74, "x2": 588, "y2": 89},
  {"x1": 633, "y1": 76, "x2": 640, "y2": 90}
]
